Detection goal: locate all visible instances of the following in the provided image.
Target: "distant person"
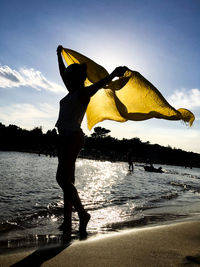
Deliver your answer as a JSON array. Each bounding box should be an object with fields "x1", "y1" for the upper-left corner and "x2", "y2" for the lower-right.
[
  {"x1": 127, "y1": 151, "x2": 134, "y2": 171},
  {"x1": 55, "y1": 45, "x2": 128, "y2": 238}
]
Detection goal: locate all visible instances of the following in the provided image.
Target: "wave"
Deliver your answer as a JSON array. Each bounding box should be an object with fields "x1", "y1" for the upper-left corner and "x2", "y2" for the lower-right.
[
  {"x1": 169, "y1": 181, "x2": 200, "y2": 193},
  {"x1": 0, "y1": 190, "x2": 172, "y2": 235},
  {"x1": 0, "y1": 212, "x2": 189, "y2": 254},
  {"x1": 166, "y1": 170, "x2": 199, "y2": 180},
  {"x1": 102, "y1": 213, "x2": 188, "y2": 231}
]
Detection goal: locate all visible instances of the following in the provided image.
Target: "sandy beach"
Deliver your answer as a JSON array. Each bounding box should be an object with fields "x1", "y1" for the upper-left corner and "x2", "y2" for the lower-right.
[{"x1": 1, "y1": 219, "x2": 200, "y2": 267}]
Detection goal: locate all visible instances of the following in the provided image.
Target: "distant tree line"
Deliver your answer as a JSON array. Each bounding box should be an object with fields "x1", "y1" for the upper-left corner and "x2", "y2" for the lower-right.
[{"x1": 0, "y1": 122, "x2": 200, "y2": 168}]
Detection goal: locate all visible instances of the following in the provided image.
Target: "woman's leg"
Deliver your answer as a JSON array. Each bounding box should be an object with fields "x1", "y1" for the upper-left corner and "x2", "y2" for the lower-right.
[
  {"x1": 56, "y1": 131, "x2": 90, "y2": 235},
  {"x1": 67, "y1": 131, "x2": 91, "y2": 235},
  {"x1": 63, "y1": 183, "x2": 90, "y2": 236},
  {"x1": 63, "y1": 147, "x2": 90, "y2": 235},
  {"x1": 56, "y1": 161, "x2": 73, "y2": 234}
]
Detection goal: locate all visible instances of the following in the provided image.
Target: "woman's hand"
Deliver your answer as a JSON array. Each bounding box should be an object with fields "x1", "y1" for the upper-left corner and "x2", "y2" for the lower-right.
[
  {"x1": 57, "y1": 45, "x2": 63, "y2": 55},
  {"x1": 113, "y1": 66, "x2": 128, "y2": 77}
]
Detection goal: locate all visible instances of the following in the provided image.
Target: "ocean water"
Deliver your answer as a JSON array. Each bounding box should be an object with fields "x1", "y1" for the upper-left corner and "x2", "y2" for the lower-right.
[{"x1": 0, "y1": 151, "x2": 200, "y2": 251}]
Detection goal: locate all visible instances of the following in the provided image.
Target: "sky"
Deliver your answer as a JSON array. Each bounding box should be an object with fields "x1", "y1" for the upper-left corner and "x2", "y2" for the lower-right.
[{"x1": 0, "y1": 0, "x2": 200, "y2": 153}]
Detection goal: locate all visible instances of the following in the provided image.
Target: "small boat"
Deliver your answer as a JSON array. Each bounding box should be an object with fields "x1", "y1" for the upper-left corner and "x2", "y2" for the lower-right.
[{"x1": 144, "y1": 165, "x2": 163, "y2": 173}]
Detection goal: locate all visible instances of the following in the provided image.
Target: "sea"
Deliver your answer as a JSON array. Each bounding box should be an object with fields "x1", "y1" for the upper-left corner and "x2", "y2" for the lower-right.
[{"x1": 0, "y1": 151, "x2": 200, "y2": 253}]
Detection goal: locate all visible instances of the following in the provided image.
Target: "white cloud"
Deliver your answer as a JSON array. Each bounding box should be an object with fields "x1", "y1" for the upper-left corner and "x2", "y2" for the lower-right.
[
  {"x1": 0, "y1": 65, "x2": 65, "y2": 93},
  {"x1": 0, "y1": 103, "x2": 58, "y2": 132},
  {"x1": 168, "y1": 88, "x2": 200, "y2": 109}
]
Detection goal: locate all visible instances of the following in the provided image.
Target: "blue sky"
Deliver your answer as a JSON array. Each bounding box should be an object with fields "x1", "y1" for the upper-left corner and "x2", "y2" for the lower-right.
[{"x1": 0, "y1": 0, "x2": 200, "y2": 153}]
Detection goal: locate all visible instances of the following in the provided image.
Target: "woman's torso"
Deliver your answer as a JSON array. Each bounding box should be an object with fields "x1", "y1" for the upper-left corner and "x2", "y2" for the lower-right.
[{"x1": 55, "y1": 89, "x2": 89, "y2": 135}]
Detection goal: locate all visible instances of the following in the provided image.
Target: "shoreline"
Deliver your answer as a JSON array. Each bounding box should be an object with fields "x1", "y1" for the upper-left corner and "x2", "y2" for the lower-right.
[
  {"x1": 1, "y1": 202, "x2": 200, "y2": 255},
  {"x1": 1, "y1": 218, "x2": 200, "y2": 266},
  {"x1": 1, "y1": 150, "x2": 200, "y2": 169},
  {"x1": 0, "y1": 214, "x2": 199, "y2": 252}
]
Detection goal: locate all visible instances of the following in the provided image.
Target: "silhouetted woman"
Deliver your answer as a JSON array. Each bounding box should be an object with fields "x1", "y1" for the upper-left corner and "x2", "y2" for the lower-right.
[{"x1": 56, "y1": 45, "x2": 128, "y2": 238}]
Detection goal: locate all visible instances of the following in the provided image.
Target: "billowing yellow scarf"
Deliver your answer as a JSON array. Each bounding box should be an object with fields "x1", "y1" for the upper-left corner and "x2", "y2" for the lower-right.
[{"x1": 62, "y1": 48, "x2": 195, "y2": 130}]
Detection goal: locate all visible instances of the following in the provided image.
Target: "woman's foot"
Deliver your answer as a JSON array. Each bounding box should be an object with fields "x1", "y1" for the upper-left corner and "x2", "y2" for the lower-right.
[
  {"x1": 59, "y1": 224, "x2": 72, "y2": 242},
  {"x1": 79, "y1": 212, "x2": 91, "y2": 238},
  {"x1": 58, "y1": 222, "x2": 65, "y2": 231},
  {"x1": 58, "y1": 222, "x2": 71, "y2": 235}
]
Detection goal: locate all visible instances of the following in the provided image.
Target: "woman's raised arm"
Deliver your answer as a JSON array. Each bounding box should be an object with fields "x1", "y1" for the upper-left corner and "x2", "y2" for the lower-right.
[
  {"x1": 57, "y1": 45, "x2": 68, "y2": 88},
  {"x1": 85, "y1": 66, "x2": 128, "y2": 97}
]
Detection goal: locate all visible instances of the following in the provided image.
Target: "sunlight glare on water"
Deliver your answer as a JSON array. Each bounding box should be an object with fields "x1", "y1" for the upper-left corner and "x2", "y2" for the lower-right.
[
  {"x1": 70, "y1": 159, "x2": 133, "y2": 232},
  {"x1": 1, "y1": 151, "x2": 200, "y2": 239}
]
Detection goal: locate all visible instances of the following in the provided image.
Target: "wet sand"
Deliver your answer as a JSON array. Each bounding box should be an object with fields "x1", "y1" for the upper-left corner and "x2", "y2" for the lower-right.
[{"x1": 1, "y1": 220, "x2": 200, "y2": 267}]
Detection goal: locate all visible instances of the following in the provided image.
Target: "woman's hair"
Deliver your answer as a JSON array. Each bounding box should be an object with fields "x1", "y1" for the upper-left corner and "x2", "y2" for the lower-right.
[{"x1": 64, "y1": 63, "x2": 87, "y2": 87}]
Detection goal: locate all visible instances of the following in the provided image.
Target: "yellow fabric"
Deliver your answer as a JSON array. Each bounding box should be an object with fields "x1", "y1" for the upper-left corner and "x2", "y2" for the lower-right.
[{"x1": 62, "y1": 48, "x2": 195, "y2": 130}]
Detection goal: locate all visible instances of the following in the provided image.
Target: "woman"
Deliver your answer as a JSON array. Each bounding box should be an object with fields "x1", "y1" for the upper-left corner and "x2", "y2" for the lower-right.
[{"x1": 56, "y1": 45, "x2": 128, "y2": 238}]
